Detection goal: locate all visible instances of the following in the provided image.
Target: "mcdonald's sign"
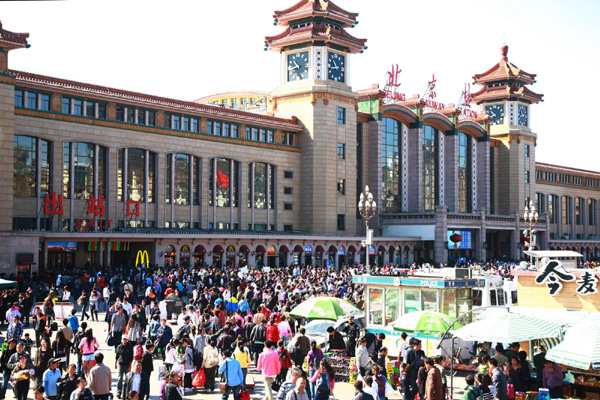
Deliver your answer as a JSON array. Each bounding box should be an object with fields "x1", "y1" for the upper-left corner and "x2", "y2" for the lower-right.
[{"x1": 135, "y1": 250, "x2": 150, "y2": 268}]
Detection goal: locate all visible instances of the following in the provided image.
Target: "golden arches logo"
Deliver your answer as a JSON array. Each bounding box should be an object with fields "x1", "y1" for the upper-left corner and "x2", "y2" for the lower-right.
[{"x1": 135, "y1": 250, "x2": 150, "y2": 268}]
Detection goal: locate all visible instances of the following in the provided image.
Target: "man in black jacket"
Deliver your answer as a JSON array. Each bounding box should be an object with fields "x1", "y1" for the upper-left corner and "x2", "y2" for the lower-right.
[
  {"x1": 326, "y1": 327, "x2": 346, "y2": 351},
  {"x1": 115, "y1": 336, "x2": 133, "y2": 399},
  {"x1": 141, "y1": 341, "x2": 154, "y2": 381},
  {"x1": 165, "y1": 371, "x2": 182, "y2": 400},
  {"x1": 56, "y1": 364, "x2": 80, "y2": 400},
  {"x1": 121, "y1": 360, "x2": 150, "y2": 400}
]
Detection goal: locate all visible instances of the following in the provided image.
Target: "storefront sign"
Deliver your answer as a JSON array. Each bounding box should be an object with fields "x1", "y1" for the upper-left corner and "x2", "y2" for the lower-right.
[
  {"x1": 77, "y1": 218, "x2": 112, "y2": 231},
  {"x1": 16, "y1": 253, "x2": 34, "y2": 263},
  {"x1": 423, "y1": 74, "x2": 445, "y2": 111},
  {"x1": 135, "y1": 250, "x2": 150, "y2": 267},
  {"x1": 575, "y1": 271, "x2": 598, "y2": 296},
  {"x1": 226, "y1": 245, "x2": 236, "y2": 257},
  {"x1": 369, "y1": 245, "x2": 376, "y2": 255},
  {"x1": 535, "y1": 260, "x2": 575, "y2": 296},
  {"x1": 338, "y1": 246, "x2": 345, "y2": 256},
  {"x1": 383, "y1": 64, "x2": 406, "y2": 103},
  {"x1": 44, "y1": 192, "x2": 64, "y2": 215},
  {"x1": 48, "y1": 242, "x2": 78, "y2": 252},
  {"x1": 267, "y1": 245, "x2": 276, "y2": 256},
  {"x1": 126, "y1": 200, "x2": 140, "y2": 217},
  {"x1": 304, "y1": 245, "x2": 313, "y2": 255}
]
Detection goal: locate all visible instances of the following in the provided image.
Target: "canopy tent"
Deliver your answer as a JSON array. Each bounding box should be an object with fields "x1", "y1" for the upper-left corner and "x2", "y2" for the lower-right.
[
  {"x1": 546, "y1": 320, "x2": 600, "y2": 370},
  {"x1": 450, "y1": 312, "x2": 563, "y2": 343},
  {"x1": 0, "y1": 279, "x2": 18, "y2": 289}
]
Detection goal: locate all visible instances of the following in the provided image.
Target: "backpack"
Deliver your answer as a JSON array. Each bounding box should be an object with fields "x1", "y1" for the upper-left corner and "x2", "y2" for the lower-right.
[
  {"x1": 176, "y1": 325, "x2": 187, "y2": 341},
  {"x1": 469, "y1": 387, "x2": 484, "y2": 400},
  {"x1": 254, "y1": 325, "x2": 267, "y2": 342},
  {"x1": 133, "y1": 344, "x2": 143, "y2": 361},
  {"x1": 193, "y1": 348, "x2": 203, "y2": 369},
  {"x1": 279, "y1": 349, "x2": 292, "y2": 369},
  {"x1": 206, "y1": 348, "x2": 219, "y2": 368},
  {"x1": 316, "y1": 371, "x2": 331, "y2": 391}
]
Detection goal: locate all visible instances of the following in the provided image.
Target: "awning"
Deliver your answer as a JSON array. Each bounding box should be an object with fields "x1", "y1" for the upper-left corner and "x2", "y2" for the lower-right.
[
  {"x1": 293, "y1": 245, "x2": 303, "y2": 253},
  {"x1": 256, "y1": 245, "x2": 266, "y2": 253},
  {"x1": 17, "y1": 262, "x2": 36, "y2": 265},
  {"x1": 212, "y1": 245, "x2": 224, "y2": 254},
  {"x1": 378, "y1": 245, "x2": 386, "y2": 252},
  {"x1": 239, "y1": 245, "x2": 250, "y2": 253},
  {"x1": 546, "y1": 320, "x2": 600, "y2": 370},
  {"x1": 0, "y1": 279, "x2": 18, "y2": 289},
  {"x1": 389, "y1": 246, "x2": 395, "y2": 252},
  {"x1": 194, "y1": 245, "x2": 206, "y2": 254},
  {"x1": 348, "y1": 245, "x2": 357, "y2": 252},
  {"x1": 315, "y1": 245, "x2": 325, "y2": 253},
  {"x1": 280, "y1": 245, "x2": 289, "y2": 253},
  {"x1": 404, "y1": 245, "x2": 411, "y2": 251},
  {"x1": 328, "y1": 245, "x2": 337, "y2": 253}
]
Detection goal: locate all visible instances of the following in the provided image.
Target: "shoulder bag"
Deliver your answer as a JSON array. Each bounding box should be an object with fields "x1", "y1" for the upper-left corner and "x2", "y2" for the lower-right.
[{"x1": 219, "y1": 360, "x2": 228, "y2": 393}]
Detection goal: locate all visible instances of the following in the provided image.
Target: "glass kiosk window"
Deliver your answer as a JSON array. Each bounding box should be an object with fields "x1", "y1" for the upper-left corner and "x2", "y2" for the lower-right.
[
  {"x1": 404, "y1": 290, "x2": 421, "y2": 314},
  {"x1": 368, "y1": 288, "x2": 383, "y2": 325},
  {"x1": 442, "y1": 289, "x2": 457, "y2": 320},
  {"x1": 458, "y1": 288, "x2": 473, "y2": 323},
  {"x1": 385, "y1": 289, "x2": 399, "y2": 324},
  {"x1": 422, "y1": 290, "x2": 438, "y2": 312}
]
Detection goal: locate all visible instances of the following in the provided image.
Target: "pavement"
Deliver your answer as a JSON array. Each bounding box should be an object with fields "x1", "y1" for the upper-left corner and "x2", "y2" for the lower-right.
[{"x1": 7, "y1": 311, "x2": 467, "y2": 400}]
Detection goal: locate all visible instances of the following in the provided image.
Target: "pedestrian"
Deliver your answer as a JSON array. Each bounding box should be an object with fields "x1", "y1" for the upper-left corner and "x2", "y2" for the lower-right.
[
  {"x1": 250, "y1": 319, "x2": 268, "y2": 364},
  {"x1": 88, "y1": 353, "x2": 112, "y2": 400},
  {"x1": 489, "y1": 358, "x2": 507, "y2": 400},
  {"x1": 399, "y1": 363, "x2": 415, "y2": 400},
  {"x1": 202, "y1": 339, "x2": 219, "y2": 393},
  {"x1": 7, "y1": 316, "x2": 23, "y2": 341},
  {"x1": 43, "y1": 358, "x2": 62, "y2": 400},
  {"x1": 164, "y1": 339, "x2": 179, "y2": 372},
  {"x1": 275, "y1": 366, "x2": 303, "y2": 400},
  {"x1": 277, "y1": 340, "x2": 293, "y2": 386},
  {"x1": 60, "y1": 319, "x2": 74, "y2": 367},
  {"x1": 364, "y1": 376, "x2": 380, "y2": 400},
  {"x1": 542, "y1": 361, "x2": 564, "y2": 399},
  {"x1": 233, "y1": 340, "x2": 251, "y2": 391},
  {"x1": 291, "y1": 328, "x2": 310, "y2": 367},
  {"x1": 461, "y1": 375, "x2": 484, "y2": 400},
  {"x1": 56, "y1": 364, "x2": 80, "y2": 400},
  {"x1": 164, "y1": 371, "x2": 183, "y2": 400},
  {"x1": 278, "y1": 315, "x2": 292, "y2": 347},
  {"x1": 352, "y1": 380, "x2": 375, "y2": 400},
  {"x1": 111, "y1": 305, "x2": 128, "y2": 352},
  {"x1": 342, "y1": 315, "x2": 360, "y2": 357},
  {"x1": 219, "y1": 348, "x2": 244, "y2": 400},
  {"x1": 78, "y1": 328, "x2": 99, "y2": 378},
  {"x1": 72, "y1": 321, "x2": 87, "y2": 376},
  {"x1": 141, "y1": 341, "x2": 154, "y2": 381},
  {"x1": 115, "y1": 336, "x2": 133, "y2": 399},
  {"x1": 475, "y1": 373, "x2": 494, "y2": 400},
  {"x1": 78, "y1": 290, "x2": 90, "y2": 321},
  {"x1": 157, "y1": 319, "x2": 173, "y2": 360},
  {"x1": 310, "y1": 359, "x2": 335, "y2": 400},
  {"x1": 33, "y1": 307, "x2": 48, "y2": 348},
  {"x1": 370, "y1": 364, "x2": 388, "y2": 400},
  {"x1": 89, "y1": 290, "x2": 100, "y2": 322},
  {"x1": 286, "y1": 377, "x2": 309, "y2": 400},
  {"x1": 68, "y1": 309, "x2": 80, "y2": 334},
  {"x1": 326, "y1": 327, "x2": 346, "y2": 351},
  {"x1": 68, "y1": 377, "x2": 94, "y2": 400},
  {"x1": 180, "y1": 339, "x2": 195, "y2": 393},
  {"x1": 356, "y1": 337, "x2": 370, "y2": 377},
  {"x1": 257, "y1": 340, "x2": 281, "y2": 400},
  {"x1": 11, "y1": 355, "x2": 34, "y2": 400},
  {"x1": 0, "y1": 339, "x2": 18, "y2": 400},
  {"x1": 34, "y1": 338, "x2": 54, "y2": 382},
  {"x1": 121, "y1": 360, "x2": 150, "y2": 400}
]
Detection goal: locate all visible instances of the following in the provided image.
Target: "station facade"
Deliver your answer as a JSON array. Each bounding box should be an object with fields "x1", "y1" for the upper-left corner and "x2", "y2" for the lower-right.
[{"x1": 1, "y1": 1, "x2": 600, "y2": 274}]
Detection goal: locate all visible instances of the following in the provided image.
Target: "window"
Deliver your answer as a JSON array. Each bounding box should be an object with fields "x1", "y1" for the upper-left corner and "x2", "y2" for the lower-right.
[
  {"x1": 381, "y1": 118, "x2": 400, "y2": 213},
  {"x1": 525, "y1": 144, "x2": 530, "y2": 157},
  {"x1": 40, "y1": 94, "x2": 50, "y2": 111},
  {"x1": 172, "y1": 116, "x2": 181, "y2": 130},
  {"x1": 252, "y1": 128, "x2": 259, "y2": 141},
  {"x1": 231, "y1": 125, "x2": 238, "y2": 138},
  {"x1": 337, "y1": 214, "x2": 346, "y2": 231},
  {"x1": 85, "y1": 101, "x2": 95, "y2": 118},
  {"x1": 458, "y1": 132, "x2": 472, "y2": 213},
  {"x1": 423, "y1": 125, "x2": 438, "y2": 211},
  {"x1": 73, "y1": 99, "x2": 83, "y2": 116},
  {"x1": 337, "y1": 178, "x2": 346, "y2": 195},
  {"x1": 182, "y1": 117, "x2": 190, "y2": 131},
  {"x1": 14, "y1": 90, "x2": 23, "y2": 107},
  {"x1": 337, "y1": 143, "x2": 346, "y2": 159},
  {"x1": 215, "y1": 122, "x2": 222, "y2": 136},
  {"x1": 422, "y1": 290, "x2": 439, "y2": 312},
  {"x1": 525, "y1": 170, "x2": 530, "y2": 183},
  {"x1": 563, "y1": 196, "x2": 572, "y2": 225},
  {"x1": 207, "y1": 121, "x2": 214, "y2": 135},
  {"x1": 284, "y1": 171, "x2": 294, "y2": 179},
  {"x1": 576, "y1": 197, "x2": 583, "y2": 225},
  {"x1": 337, "y1": 107, "x2": 346, "y2": 124},
  {"x1": 222, "y1": 99, "x2": 229, "y2": 107},
  {"x1": 284, "y1": 224, "x2": 293, "y2": 232},
  {"x1": 249, "y1": 163, "x2": 275, "y2": 209},
  {"x1": 548, "y1": 194, "x2": 556, "y2": 224},
  {"x1": 62, "y1": 98, "x2": 70, "y2": 114},
  {"x1": 27, "y1": 92, "x2": 37, "y2": 109},
  {"x1": 368, "y1": 288, "x2": 383, "y2": 325},
  {"x1": 384, "y1": 289, "x2": 400, "y2": 324},
  {"x1": 284, "y1": 187, "x2": 293, "y2": 195},
  {"x1": 117, "y1": 149, "x2": 157, "y2": 203},
  {"x1": 589, "y1": 199, "x2": 597, "y2": 226},
  {"x1": 223, "y1": 123, "x2": 230, "y2": 137},
  {"x1": 267, "y1": 130, "x2": 274, "y2": 143},
  {"x1": 284, "y1": 203, "x2": 293, "y2": 210},
  {"x1": 260, "y1": 129, "x2": 266, "y2": 142},
  {"x1": 209, "y1": 158, "x2": 239, "y2": 207},
  {"x1": 63, "y1": 142, "x2": 106, "y2": 199},
  {"x1": 191, "y1": 118, "x2": 199, "y2": 132},
  {"x1": 404, "y1": 290, "x2": 421, "y2": 314},
  {"x1": 13, "y1": 136, "x2": 38, "y2": 197},
  {"x1": 232, "y1": 98, "x2": 238, "y2": 108}
]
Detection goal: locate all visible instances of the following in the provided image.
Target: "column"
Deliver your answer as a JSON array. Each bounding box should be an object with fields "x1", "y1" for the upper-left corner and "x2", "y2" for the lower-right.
[
  {"x1": 334, "y1": 252, "x2": 339, "y2": 270},
  {"x1": 145, "y1": 150, "x2": 149, "y2": 225},
  {"x1": 83, "y1": 101, "x2": 88, "y2": 117},
  {"x1": 230, "y1": 159, "x2": 234, "y2": 228},
  {"x1": 476, "y1": 138, "x2": 490, "y2": 211},
  {"x1": 234, "y1": 254, "x2": 239, "y2": 268},
  {"x1": 94, "y1": 145, "x2": 99, "y2": 232},
  {"x1": 69, "y1": 142, "x2": 74, "y2": 230},
  {"x1": 300, "y1": 252, "x2": 305, "y2": 266},
  {"x1": 212, "y1": 159, "x2": 217, "y2": 227},
  {"x1": 123, "y1": 148, "x2": 129, "y2": 227},
  {"x1": 171, "y1": 154, "x2": 175, "y2": 226},
  {"x1": 250, "y1": 163, "x2": 255, "y2": 229},
  {"x1": 190, "y1": 157, "x2": 194, "y2": 227},
  {"x1": 36, "y1": 141, "x2": 42, "y2": 230},
  {"x1": 407, "y1": 122, "x2": 423, "y2": 212},
  {"x1": 266, "y1": 164, "x2": 270, "y2": 228},
  {"x1": 474, "y1": 226, "x2": 484, "y2": 261},
  {"x1": 438, "y1": 131, "x2": 446, "y2": 207},
  {"x1": 43, "y1": 240, "x2": 49, "y2": 273},
  {"x1": 444, "y1": 132, "x2": 458, "y2": 212},
  {"x1": 401, "y1": 124, "x2": 409, "y2": 212},
  {"x1": 434, "y1": 205, "x2": 448, "y2": 264}
]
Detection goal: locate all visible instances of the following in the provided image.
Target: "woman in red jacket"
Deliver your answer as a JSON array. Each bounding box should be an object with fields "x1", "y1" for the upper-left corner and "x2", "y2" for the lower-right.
[{"x1": 266, "y1": 317, "x2": 280, "y2": 344}]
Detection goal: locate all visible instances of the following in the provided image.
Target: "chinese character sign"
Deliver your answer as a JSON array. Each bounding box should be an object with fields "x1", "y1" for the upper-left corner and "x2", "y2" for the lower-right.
[
  {"x1": 535, "y1": 259, "x2": 575, "y2": 296},
  {"x1": 126, "y1": 200, "x2": 140, "y2": 217},
  {"x1": 44, "y1": 192, "x2": 63, "y2": 215},
  {"x1": 383, "y1": 63, "x2": 406, "y2": 102},
  {"x1": 576, "y1": 271, "x2": 599, "y2": 296},
  {"x1": 86, "y1": 195, "x2": 106, "y2": 217}
]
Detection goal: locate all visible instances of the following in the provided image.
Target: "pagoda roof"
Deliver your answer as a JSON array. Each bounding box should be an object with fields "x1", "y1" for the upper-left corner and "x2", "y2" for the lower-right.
[
  {"x1": 471, "y1": 82, "x2": 543, "y2": 105},
  {"x1": 274, "y1": 0, "x2": 358, "y2": 28},
  {"x1": 265, "y1": 21, "x2": 366, "y2": 53},
  {"x1": 0, "y1": 22, "x2": 29, "y2": 51},
  {"x1": 473, "y1": 45, "x2": 536, "y2": 86}
]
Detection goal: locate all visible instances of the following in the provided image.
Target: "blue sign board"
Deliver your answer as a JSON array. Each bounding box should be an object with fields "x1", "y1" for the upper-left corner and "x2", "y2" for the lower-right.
[
  {"x1": 338, "y1": 246, "x2": 345, "y2": 256},
  {"x1": 304, "y1": 245, "x2": 313, "y2": 255},
  {"x1": 352, "y1": 275, "x2": 480, "y2": 288}
]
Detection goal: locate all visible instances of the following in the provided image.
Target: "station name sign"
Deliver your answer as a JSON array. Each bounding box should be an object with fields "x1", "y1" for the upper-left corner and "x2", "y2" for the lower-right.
[{"x1": 535, "y1": 259, "x2": 598, "y2": 296}]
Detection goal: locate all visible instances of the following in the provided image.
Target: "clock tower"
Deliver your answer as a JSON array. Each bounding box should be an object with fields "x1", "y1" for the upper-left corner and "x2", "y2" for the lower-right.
[
  {"x1": 265, "y1": 0, "x2": 366, "y2": 236},
  {"x1": 472, "y1": 45, "x2": 543, "y2": 215}
]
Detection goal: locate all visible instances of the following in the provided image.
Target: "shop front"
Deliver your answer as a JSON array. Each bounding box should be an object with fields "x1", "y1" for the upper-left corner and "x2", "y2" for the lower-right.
[
  {"x1": 304, "y1": 245, "x2": 313, "y2": 265},
  {"x1": 239, "y1": 245, "x2": 249, "y2": 266},
  {"x1": 389, "y1": 246, "x2": 397, "y2": 265},
  {"x1": 194, "y1": 245, "x2": 205, "y2": 267},
  {"x1": 327, "y1": 245, "x2": 337, "y2": 269},
  {"x1": 48, "y1": 241, "x2": 77, "y2": 268},
  {"x1": 164, "y1": 245, "x2": 176, "y2": 267},
  {"x1": 212, "y1": 245, "x2": 224, "y2": 266},
  {"x1": 225, "y1": 245, "x2": 236, "y2": 267},
  {"x1": 348, "y1": 245, "x2": 357, "y2": 265},
  {"x1": 369, "y1": 245, "x2": 376, "y2": 265},
  {"x1": 338, "y1": 246, "x2": 347, "y2": 265},
  {"x1": 255, "y1": 245, "x2": 266, "y2": 266},
  {"x1": 377, "y1": 245, "x2": 386, "y2": 266},
  {"x1": 292, "y1": 245, "x2": 303, "y2": 265},
  {"x1": 180, "y1": 245, "x2": 190, "y2": 267},
  {"x1": 267, "y1": 245, "x2": 276, "y2": 267},
  {"x1": 315, "y1": 245, "x2": 324, "y2": 267},
  {"x1": 16, "y1": 253, "x2": 35, "y2": 276},
  {"x1": 279, "y1": 245, "x2": 289, "y2": 267}
]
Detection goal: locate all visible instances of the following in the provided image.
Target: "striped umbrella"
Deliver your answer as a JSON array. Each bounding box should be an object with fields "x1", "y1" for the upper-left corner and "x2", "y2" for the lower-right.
[
  {"x1": 450, "y1": 312, "x2": 563, "y2": 343},
  {"x1": 546, "y1": 320, "x2": 600, "y2": 370}
]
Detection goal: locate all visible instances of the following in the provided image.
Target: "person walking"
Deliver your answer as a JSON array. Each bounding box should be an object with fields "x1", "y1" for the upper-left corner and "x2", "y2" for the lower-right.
[
  {"x1": 111, "y1": 305, "x2": 128, "y2": 353},
  {"x1": 42, "y1": 358, "x2": 62, "y2": 400},
  {"x1": 115, "y1": 336, "x2": 133, "y2": 399},
  {"x1": 33, "y1": 307, "x2": 48, "y2": 348},
  {"x1": 352, "y1": 381, "x2": 375, "y2": 400},
  {"x1": 219, "y1": 349, "x2": 244, "y2": 400},
  {"x1": 121, "y1": 360, "x2": 150, "y2": 400},
  {"x1": 59, "y1": 319, "x2": 74, "y2": 367},
  {"x1": 542, "y1": 361, "x2": 564, "y2": 399},
  {"x1": 233, "y1": 340, "x2": 251, "y2": 391},
  {"x1": 250, "y1": 319, "x2": 268, "y2": 364},
  {"x1": 141, "y1": 341, "x2": 154, "y2": 382},
  {"x1": 461, "y1": 375, "x2": 484, "y2": 400},
  {"x1": 310, "y1": 359, "x2": 335, "y2": 400},
  {"x1": 257, "y1": 340, "x2": 281, "y2": 400},
  {"x1": 69, "y1": 377, "x2": 94, "y2": 400},
  {"x1": 286, "y1": 377, "x2": 309, "y2": 400},
  {"x1": 88, "y1": 353, "x2": 112, "y2": 400},
  {"x1": 489, "y1": 358, "x2": 507, "y2": 400},
  {"x1": 425, "y1": 358, "x2": 443, "y2": 400},
  {"x1": 342, "y1": 315, "x2": 360, "y2": 357},
  {"x1": 34, "y1": 338, "x2": 54, "y2": 382},
  {"x1": 157, "y1": 319, "x2": 173, "y2": 360},
  {"x1": 0, "y1": 338, "x2": 18, "y2": 400},
  {"x1": 89, "y1": 290, "x2": 100, "y2": 322},
  {"x1": 56, "y1": 364, "x2": 80, "y2": 400},
  {"x1": 164, "y1": 371, "x2": 183, "y2": 400},
  {"x1": 180, "y1": 339, "x2": 195, "y2": 393},
  {"x1": 202, "y1": 339, "x2": 220, "y2": 393},
  {"x1": 277, "y1": 340, "x2": 293, "y2": 387},
  {"x1": 275, "y1": 367, "x2": 303, "y2": 400},
  {"x1": 78, "y1": 329, "x2": 99, "y2": 378},
  {"x1": 356, "y1": 337, "x2": 370, "y2": 377},
  {"x1": 291, "y1": 328, "x2": 310, "y2": 367},
  {"x1": 12, "y1": 355, "x2": 34, "y2": 400},
  {"x1": 78, "y1": 291, "x2": 90, "y2": 322}
]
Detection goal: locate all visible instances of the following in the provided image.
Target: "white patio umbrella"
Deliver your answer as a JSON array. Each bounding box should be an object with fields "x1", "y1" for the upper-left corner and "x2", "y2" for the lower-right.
[
  {"x1": 450, "y1": 312, "x2": 563, "y2": 343},
  {"x1": 546, "y1": 320, "x2": 600, "y2": 370}
]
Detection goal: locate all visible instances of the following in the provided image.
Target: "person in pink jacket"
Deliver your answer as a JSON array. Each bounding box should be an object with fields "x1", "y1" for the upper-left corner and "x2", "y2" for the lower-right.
[{"x1": 257, "y1": 340, "x2": 281, "y2": 400}]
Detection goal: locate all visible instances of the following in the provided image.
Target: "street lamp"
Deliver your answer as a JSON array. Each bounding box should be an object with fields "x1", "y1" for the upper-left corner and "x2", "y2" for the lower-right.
[
  {"x1": 523, "y1": 199, "x2": 539, "y2": 261},
  {"x1": 358, "y1": 186, "x2": 377, "y2": 261}
]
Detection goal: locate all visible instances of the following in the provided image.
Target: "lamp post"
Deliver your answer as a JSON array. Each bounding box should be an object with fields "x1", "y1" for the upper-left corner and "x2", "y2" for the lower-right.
[
  {"x1": 358, "y1": 186, "x2": 377, "y2": 264},
  {"x1": 523, "y1": 199, "x2": 539, "y2": 262}
]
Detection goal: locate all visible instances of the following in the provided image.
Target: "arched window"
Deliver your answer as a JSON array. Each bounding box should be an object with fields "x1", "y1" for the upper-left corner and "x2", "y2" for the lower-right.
[
  {"x1": 14, "y1": 135, "x2": 52, "y2": 197},
  {"x1": 458, "y1": 132, "x2": 472, "y2": 213},
  {"x1": 117, "y1": 148, "x2": 157, "y2": 203},
  {"x1": 381, "y1": 118, "x2": 400, "y2": 213},
  {"x1": 166, "y1": 154, "x2": 200, "y2": 205},
  {"x1": 63, "y1": 142, "x2": 106, "y2": 199},
  {"x1": 423, "y1": 125, "x2": 438, "y2": 211}
]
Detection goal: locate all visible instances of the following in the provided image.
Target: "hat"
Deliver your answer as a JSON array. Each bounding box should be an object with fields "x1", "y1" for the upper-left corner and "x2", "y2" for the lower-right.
[
  {"x1": 122, "y1": 336, "x2": 128, "y2": 341},
  {"x1": 49, "y1": 358, "x2": 60, "y2": 364},
  {"x1": 116, "y1": 304, "x2": 123, "y2": 309}
]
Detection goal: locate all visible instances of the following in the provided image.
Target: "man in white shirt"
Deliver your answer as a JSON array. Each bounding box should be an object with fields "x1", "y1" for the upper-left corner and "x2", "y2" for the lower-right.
[
  {"x1": 122, "y1": 360, "x2": 150, "y2": 400},
  {"x1": 102, "y1": 287, "x2": 110, "y2": 312},
  {"x1": 285, "y1": 377, "x2": 309, "y2": 400},
  {"x1": 356, "y1": 337, "x2": 370, "y2": 377},
  {"x1": 177, "y1": 308, "x2": 188, "y2": 328},
  {"x1": 122, "y1": 298, "x2": 133, "y2": 318},
  {"x1": 5, "y1": 303, "x2": 21, "y2": 324}
]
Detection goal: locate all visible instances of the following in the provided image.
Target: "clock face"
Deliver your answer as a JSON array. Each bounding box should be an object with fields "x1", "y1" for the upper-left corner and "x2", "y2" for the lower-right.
[
  {"x1": 518, "y1": 104, "x2": 528, "y2": 126},
  {"x1": 287, "y1": 51, "x2": 309, "y2": 81},
  {"x1": 327, "y1": 52, "x2": 345, "y2": 82},
  {"x1": 485, "y1": 104, "x2": 505, "y2": 125}
]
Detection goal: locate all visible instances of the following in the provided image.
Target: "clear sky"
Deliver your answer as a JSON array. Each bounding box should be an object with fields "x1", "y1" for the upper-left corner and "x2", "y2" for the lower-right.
[{"x1": 3, "y1": 0, "x2": 599, "y2": 171}]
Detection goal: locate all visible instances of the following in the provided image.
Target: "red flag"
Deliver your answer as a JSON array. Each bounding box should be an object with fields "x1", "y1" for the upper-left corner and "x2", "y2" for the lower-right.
[{"x1": 216, "y1": 168, "x2": 230, "y2": 188}]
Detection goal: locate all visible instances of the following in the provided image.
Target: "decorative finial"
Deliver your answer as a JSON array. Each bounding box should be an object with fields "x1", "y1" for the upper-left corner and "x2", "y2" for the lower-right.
[{"x1": 500, "y1": 44, "x2": 509, "y2": 62}]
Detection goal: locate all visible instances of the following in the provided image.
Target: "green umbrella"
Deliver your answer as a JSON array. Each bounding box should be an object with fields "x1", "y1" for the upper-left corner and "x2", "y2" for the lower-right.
[
  {"x1": 289, "y1": 296, "x2": 360, "y2": 321},
  {"x1": 391, "y1": 310, "x2": 460, "y2": 334},
  {"x1": 450, "y1": 312, "x2": 562, "y2": 343},
  {"x1": 546, "y1": 320, "x2": 600, "y2": 370}
]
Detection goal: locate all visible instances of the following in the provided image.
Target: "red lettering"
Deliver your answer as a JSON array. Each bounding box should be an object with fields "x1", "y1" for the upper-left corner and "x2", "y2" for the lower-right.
[
  {"x1": 126, "y1": 200, "x2": 140, "y2": 217},
  {"x1": 86, "y1": 195, "x2": 106, "y2": 217},
  {"x1": 44, "y1": 192, "x2": 63, "y2": 215}
]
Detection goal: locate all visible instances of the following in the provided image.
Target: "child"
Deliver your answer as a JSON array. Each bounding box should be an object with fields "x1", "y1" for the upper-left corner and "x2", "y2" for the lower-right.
[{"x1": 22, "y1": 333, "x2": 34, "y2": 355}]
